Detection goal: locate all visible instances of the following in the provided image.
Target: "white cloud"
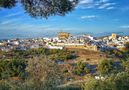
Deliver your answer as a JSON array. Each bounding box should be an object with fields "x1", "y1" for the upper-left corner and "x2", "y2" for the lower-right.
[
  {"x1": 78, "y1": 0, "x2": 96, "y2": 9},
  {"x1": 106, "y1": 7, "x2": 114, "y2": 10},
  {"x1": 0, "y1": 18, "x2": 21, "y2": 25},
  {"x1": 80, "y1": 0, "x2": 93, "y2": 4},
  {"x1": 81, "y1": 15, "x2": 97, "y2": 19},
  {"x1": 100, "y1": 0, "x2": 109, "y2": 3},
  {"x1": 5, "y1": 12, "x2": 22, "y2": 17},
  {"x1": 77, "y1": 0, "x2": 116, "y2": 10},
  {"x1": 103, "y1": 0, "x2": 109, "y2": 2},
  {"x1": 77, "y1": 4, "x2": 95, "y2": 9},
  {"x1": 98, "y1": 3, "x2": 116, "y2": 9},
  {"x1": 121, "y1": 25, "x2": 129, "y2": 29}
]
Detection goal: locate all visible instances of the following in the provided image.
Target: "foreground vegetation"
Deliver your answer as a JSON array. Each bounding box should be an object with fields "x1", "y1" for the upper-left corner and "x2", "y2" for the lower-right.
[
  {"x1": 0, "y1": 60, "x2": 27, "y2": 80},
  {"x1": 0, "y1": 48, "x2": 74, "y2": 61},
  {"x1": 0, "y1": 48, "x2": 77, "y2": 89},
  {"x1": 0, "y1": 42, "x2": 129, "y2": 90},
  {"x1": 82, "y1": 42, "x2": 129, "y2": 90},
  {"x1": 0, "y1": 55, "x2": 62, "y2": 90}
]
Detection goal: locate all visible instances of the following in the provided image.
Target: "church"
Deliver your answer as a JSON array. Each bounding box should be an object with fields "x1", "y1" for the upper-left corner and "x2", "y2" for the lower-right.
[{"x1": 58, "y1": 31, "x2": 72, "y2": 40}]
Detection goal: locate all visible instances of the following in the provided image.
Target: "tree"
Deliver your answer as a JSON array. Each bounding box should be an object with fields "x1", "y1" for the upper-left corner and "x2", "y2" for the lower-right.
[
  {"x1": 21, "y1": 0, "x2": 79, "y2": 19},
  {"x1": 121, "y1": 56, "x2": 129, "y2": 73},
  {"x1": 50, "y1": 49, "x2": 73, "y2": 61},
  {"x1": 73, "y1": 61, "x2": 89, "y2": 75},
  {"x1": 125, "y1": 42, "x2": 129, "y2": 54},
  {"x1": 25, "y1": 55, "x2": 63, "y2": 89},
  {"x1": 98, "y1": 59, "x2": 114, "y2": 74},
  {"x1": 82, "y1": 72, "x2": 129, "y2": 90},
  {"x1": 113, "y1": 49, "x2": 123, "y2": 57},
  {"x1": 0, "y1": 55, "x2": 64, "y2": 89},
  {"x1": 0, "y1": 0, "x2": 17, "y2": 9},
  {"x1": 0, "y1": 0, "x2": 79, "y2": 19},
  {"x1": 0, "y1": 60, "x2": 27, "y2": 80}
]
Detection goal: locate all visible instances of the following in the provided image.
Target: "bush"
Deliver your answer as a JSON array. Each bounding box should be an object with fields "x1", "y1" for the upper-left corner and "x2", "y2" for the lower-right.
[
  {"x1": 86, "y1": 58, "x2": 90, "y2": 61},
  {"x1": 73, "y1": 61, "x2": 89, "y2": 76},
  {"x1": 0, "y1": 60, "x2": 27, "y2": 80},
  {"x1": 105, "y1": 51, "x2": 111, "y2": 55},
  {"x1": 125, "y1": 42, "x2": 129, "y2": 54},
  {"x1": 51, "y1": 50, "x2": 74, "y2": 61},
  {"x1": 82, "y1": 72, "x2": 129, "y2": 90},
  {"x1": 63, "y1": 69, "x2": 68, "y2": 74},
  {"x1": 98, "y1": 59, "x2": 114, "y2": 74}
]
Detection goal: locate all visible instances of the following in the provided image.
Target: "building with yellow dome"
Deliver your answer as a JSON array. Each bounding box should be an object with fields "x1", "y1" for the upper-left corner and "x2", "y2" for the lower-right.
[
  {"x1": 58, "y1": 31, "x2": 72, "y2": 40},
  {"x1": 112, "y1": 33, "x2": 117, "y2": 39}
]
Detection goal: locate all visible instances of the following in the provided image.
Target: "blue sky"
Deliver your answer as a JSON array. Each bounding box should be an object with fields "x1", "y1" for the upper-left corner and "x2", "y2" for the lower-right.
[{"x1": 0, "y1": 0, "x2": 129, "y2": 39}]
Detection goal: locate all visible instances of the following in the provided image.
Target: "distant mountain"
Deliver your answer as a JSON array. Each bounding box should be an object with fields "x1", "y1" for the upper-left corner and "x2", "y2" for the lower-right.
[
  {"x1": 72, "y1": 32, "x2": 129, "y2": 38},
  {"x1": 0, "y1": 29, "x2": 128, "y2": 40}
]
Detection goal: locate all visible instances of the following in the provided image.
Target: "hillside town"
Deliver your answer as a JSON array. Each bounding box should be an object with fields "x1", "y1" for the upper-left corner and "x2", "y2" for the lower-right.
[{"x1": 0, "y1": 31, "x2": 129, "y2": 52}]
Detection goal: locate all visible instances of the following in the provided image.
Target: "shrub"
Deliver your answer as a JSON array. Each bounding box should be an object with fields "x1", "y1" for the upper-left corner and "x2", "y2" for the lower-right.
[
  {"x1": 98, "y1": 59, "x2": 114, "y2": 74},
  {"x1": 63, "y1": 69, "x2": 68, "y2": 74},
  {"x1": 82, "y1": 72, "x2": 129, "y2": 90},
  {"x1": 0, "y1": 60, "x2": 27, "y2": 80},
  {"x1": 73, "y1": 61, "x2": 89, "y2": 76},
  {"x1": 86, "y1": 58, "x2": 90, "y2": 61}
]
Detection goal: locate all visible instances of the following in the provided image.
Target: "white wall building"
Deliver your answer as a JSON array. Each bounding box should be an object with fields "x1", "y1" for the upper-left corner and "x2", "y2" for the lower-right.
[{"x1": 48, "y1": 45, "x2": 63, "y2": 50}]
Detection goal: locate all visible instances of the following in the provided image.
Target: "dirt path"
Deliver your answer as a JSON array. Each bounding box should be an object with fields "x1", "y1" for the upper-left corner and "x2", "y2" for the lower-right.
[{"x1": 57, "y1": 79, "x2": 88, "y2": 87}]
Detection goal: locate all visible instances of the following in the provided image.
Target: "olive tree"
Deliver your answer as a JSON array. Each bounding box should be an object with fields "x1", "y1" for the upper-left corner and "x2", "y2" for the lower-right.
[
  {"x1": 98, "y1": 59, "x2": 114, "y2": 74},
  {"x1": 25, "y1": 55, "x2": 63, "y2": 89}
]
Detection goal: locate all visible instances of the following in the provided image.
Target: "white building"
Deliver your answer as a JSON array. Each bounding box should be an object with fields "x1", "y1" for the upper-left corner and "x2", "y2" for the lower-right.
[{"x1": 48, "y1": 45, "x2": 63, "y2": 50}]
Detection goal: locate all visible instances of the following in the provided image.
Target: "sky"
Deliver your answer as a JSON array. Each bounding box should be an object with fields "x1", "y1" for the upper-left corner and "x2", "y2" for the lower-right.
[{"x1": 0, "y1": 0, "x2": 129, "y2": 39}]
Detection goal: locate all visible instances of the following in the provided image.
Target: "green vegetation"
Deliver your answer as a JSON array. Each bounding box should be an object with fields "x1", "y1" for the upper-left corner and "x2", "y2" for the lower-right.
[
  {"x1": 0, "y1": 55, "x2": 63, "y2": 90},
  {"x1": 0, "y1": 42, "x2": 129, "y2": 90},
  {"x1": 82, "y1": 72, "x2": 129, "y2": 90},
  {"x1": 0, "y1": 0, "x2": 79, "y2": 19},
  {"x1": 73, "y1": 61, "x2": 89, "y2": 76},
  {"x1": 125, "y1": 42, "x2": 129, "y2": 54},
  {"x1": 82, "y1": 42, "x2": 129, "y2": 90},
  {"x1": 0, "y1": 60, "x2": 27, "y2": 80},
  {"x1": 50, "y1": 49, "x2": 74, "y2": 61},
  {"x1": 105, "y1": 49, "x2": 123, "y2": 57},
  {"x1": 86, "y1": 58, "x2": 90, "y2": 61},
  {"x1": 113, "y1": 49, "x2": 123, "y2": 57},
  {"x1": 82, "y1": 56, "x2": 129, "y2": 90},
  {"x1": 98, "y1": 59, "x2": 114, "y2": 74},
  {"x1": 1, "y1": 48, "x2": 74, "y2": 61},
  {"x1": 3, "y1": 48, "x2": 47, "y2": 59},
  {"x1": 0, "y1": 0, "x2": 17, "y2": 9},
  {"x1": 63, "y1": 69, "x2": 69, "y2": 74},
  {"x1": 0, "y1": 48, "x2": 76, "y2": 89}
]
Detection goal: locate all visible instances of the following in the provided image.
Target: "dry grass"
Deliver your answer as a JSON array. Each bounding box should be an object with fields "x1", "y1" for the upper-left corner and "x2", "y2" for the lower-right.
[
  {"x1": 59, "y1": 48, "x2": 120, "y2": 83},
  {"x1": 66, "y1": 48, "x2": 119, "y2": 65}
]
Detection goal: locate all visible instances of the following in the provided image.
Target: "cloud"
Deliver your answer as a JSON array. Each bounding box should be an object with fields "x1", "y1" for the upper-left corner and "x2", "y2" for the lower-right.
[
  {"x1": 106, "y1": 7, "x2": 114, "y2": 10},
  {"x1": 100, "y1": 0, "x2": 109, "y2": 3},
  {"x1": 77, "y1": 0, "x2": 96, "y2": 9},
  {"x1": 77, "y1": 0, "x2": 116, "y2": 10},
  {"x1": 98, "y1": 3, "x2": 116, "y2": 9},
  {"x1": 77, "y1": 4, "x2": 94, "y2": 9},
  {"x1": 5, "y1": 12, "x2": 22, "y2": 17},
  {"x1": 80, "y1": 0, "x2": 93, "y2": 4},
  {"x1": 81, "y1": 15, "x2": 97, "y2": 19},
  {"x1": 0, "y1": 18, "x2": 21, "y2": 25},
  {"x1": 120, "y1": 25, "x2": 129, "y2": 29}
]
